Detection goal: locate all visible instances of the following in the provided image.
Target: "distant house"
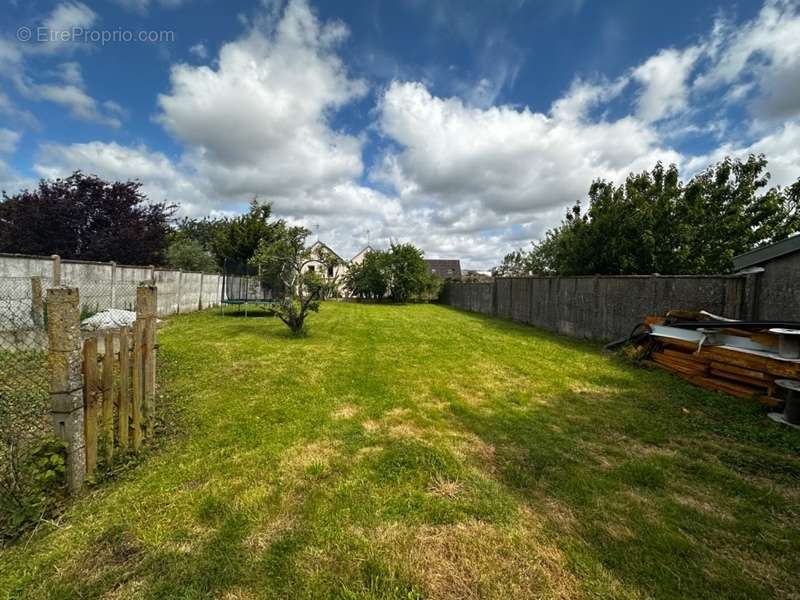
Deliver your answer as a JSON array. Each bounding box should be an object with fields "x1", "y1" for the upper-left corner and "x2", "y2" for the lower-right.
[
  {"x1": 303, "y1": 241, "x2": 374, "y2": 297},
  {"x1": 424, "y1": 259, "x2": 462, "y2": 280}
]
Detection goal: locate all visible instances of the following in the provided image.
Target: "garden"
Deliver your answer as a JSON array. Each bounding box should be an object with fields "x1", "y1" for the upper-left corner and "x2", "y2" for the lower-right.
[{"x1": 1, "y1": 302, "x2": 799, "y2": 599}]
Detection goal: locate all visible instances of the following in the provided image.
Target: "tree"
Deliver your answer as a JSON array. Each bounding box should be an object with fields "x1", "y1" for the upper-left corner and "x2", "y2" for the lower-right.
[
  {"x1": 164, "y1": 238, "x2": 218, "y2": 272},
  {"x1": 0, "y1": 171, "x2": 174, "y2": 264},
  {"x1": 384, "y1": 243, "x2": 431, "y2": 303},
  {"x1": 250, "y1": 226, "x2": 340, "y2": 335},
  {"x1": 211, "y1": 199, "x2": 282, "y2": 268},
  {"x1": 343, "y1": 250, "x2": 389, "y2": 299},
  {"x1": 501, "y1": 155, "x2": 800, "y2": 275}
]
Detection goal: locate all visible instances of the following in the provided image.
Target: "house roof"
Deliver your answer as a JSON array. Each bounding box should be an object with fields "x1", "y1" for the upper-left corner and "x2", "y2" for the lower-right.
[
  {"x1": 350, "y1": 245, "x2": 373, "y2": 262},
  {"x1": 424, "y1": 259, "x2": 462, "y2": 278},
  {"x1": 733, "y1": 235, "x2": 800, "y2": 270},
  {"x1": 309, "y1": 240, "x2": 345, "y2": 262}
]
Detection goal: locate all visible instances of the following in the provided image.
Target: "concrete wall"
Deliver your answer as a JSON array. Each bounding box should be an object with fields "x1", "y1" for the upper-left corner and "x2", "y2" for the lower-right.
[
  {"x1": 752, "y1": 251, "x2": 800, "y2": 321},
  {"x1": 0, "y1": 253, "x2": 222, "y2": 333},
  {"x1": 442, "y1": 274, "x2": 751, "y2": 341}
]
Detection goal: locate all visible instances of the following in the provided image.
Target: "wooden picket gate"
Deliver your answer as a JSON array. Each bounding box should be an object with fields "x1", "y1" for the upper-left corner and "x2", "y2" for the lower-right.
[{"x1": 78, "y1": 286, "x2": 157, "y2": 476}]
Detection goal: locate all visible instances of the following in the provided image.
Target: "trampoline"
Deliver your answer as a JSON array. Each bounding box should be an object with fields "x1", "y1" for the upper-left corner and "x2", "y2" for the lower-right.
[{"x1": 220, "y1": 258, "x2": 282, "y2": 316}]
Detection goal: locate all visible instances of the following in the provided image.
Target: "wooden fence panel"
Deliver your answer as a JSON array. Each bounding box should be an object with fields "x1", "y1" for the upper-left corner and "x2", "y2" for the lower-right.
[
  {"x1": 83, "y1": 337, "x2": 99, "y2": 476},
  {"x1": 102, "y1": 330, "x2": 114, "y2": 464},
  {"x1": 131, "y1": 319, "x2": 144, "y2": 450},
  {"x1": 118, "y1": 327, "x2": 130, "y2": 452}
]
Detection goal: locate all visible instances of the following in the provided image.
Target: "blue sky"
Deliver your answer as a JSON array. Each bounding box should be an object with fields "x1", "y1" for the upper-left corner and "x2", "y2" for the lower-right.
[{"x1": 1, "y1": 0, "x2": 799, "y2": 268}]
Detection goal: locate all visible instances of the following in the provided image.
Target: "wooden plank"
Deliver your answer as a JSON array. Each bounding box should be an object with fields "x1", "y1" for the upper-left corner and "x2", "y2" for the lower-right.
[
  {"x1": 690, "y1": 375, "x2": 760, "y2": 399},
  {"x1": 83, "y1": 337, "x2": 99, "y2": 476},
  {"x1": 651, "y1": 352, "x2": 707, "y2": 376},
  {"x1": 703, "y1": 346, "x2": 800, "y2": 378},
  {"x1": 709, "y1": 361, "x2": 771, "y2": 381},
  {"x1": 117, "y1": 327, "x2": 130, "y2": 452},
  {"x1": 710, "y1": 368, "x2": 771, "y2": 390},
  {"x1": 131, "y1": 320, "x2": 144, "y2": 450},
  {"x1": 143, "y1": 318, "x2": 156, "y2": 438},
  {"x1": 102, "y1": 330, "x2": 115, "y2": 464},
  {"x1": 663, "y1": 348, "x2": 710, "y2": 363}
]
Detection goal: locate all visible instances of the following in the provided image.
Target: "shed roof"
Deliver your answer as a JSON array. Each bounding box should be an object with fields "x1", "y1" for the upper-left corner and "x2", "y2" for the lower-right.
[
  {"x1": 424, "y1": 259, "x2": 462, "y2": 278},
  {"x1": 732, "y1": 235, "x2": 800, "y2": 270}
]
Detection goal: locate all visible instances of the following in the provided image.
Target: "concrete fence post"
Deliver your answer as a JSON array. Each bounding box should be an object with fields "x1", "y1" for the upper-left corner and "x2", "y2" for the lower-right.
[
  {"x1": 45, "y1": 287, "x2": 85, "y2": 494},
  {"x1": 109, "y1": 261, "x2": 117, "y2": 308},
  {"x1": 198, "y1": 272, "x2": 204, "y2": 310},
  {"x1": 176, "y1": 270, "x2": 183, "y2": 314},
  {"x1": 51, "y1": 254, "x2": 61, "y2": 286},
  {"x1": 30, "y1": 276, "x2": 44, "y2": 327}
]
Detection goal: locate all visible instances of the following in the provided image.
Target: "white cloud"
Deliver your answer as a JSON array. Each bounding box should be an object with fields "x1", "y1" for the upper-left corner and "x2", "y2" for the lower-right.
[
  {"x1": 633, "y1": 46, "x2": 701, "y2": 122},
  {"x1": 157, "y1": 0, "x2": 367, "y2": 201},
  {"x1": 43, "y1": 2, "x2": 96, "y2": 33},
  {"x1": 376, "y1": 81, "x2": 679, "y2": 218},
  {"x1": 27, "y1": 62, "x2": 122, "y2": 127},
  {"x1": 696, "y1": 0, "x2": 800, "y2": 120},
  {"x1": 34, "y1": 141, "x2": 212, "y2": 214},
  {"x1": 0, "y1": 129, "x2": 21, "y2": 154},
  {"x1": 34, "y1": 2, "x2": 97, "y2": 54},
  {"x1": 188, "y1": 42, "x2": 207, "y2": 59}
]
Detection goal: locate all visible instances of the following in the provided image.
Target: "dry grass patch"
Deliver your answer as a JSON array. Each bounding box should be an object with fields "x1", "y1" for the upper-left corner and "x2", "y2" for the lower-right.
[
  {"x1": 331, "y1": 404, "x2": 359, "y2": 420},
  {"x1": 280, "y1": 440, "x2": 341, "y2": 476},
  {"x1": 427, "y1": 474, "x2": 464, "y2": 499},
  {"x1": 245, "y1": 513, "x2": 298, "y2": 553},
  {"x1": 368, "y1": 519, "x2": 580, "y2": 600}
]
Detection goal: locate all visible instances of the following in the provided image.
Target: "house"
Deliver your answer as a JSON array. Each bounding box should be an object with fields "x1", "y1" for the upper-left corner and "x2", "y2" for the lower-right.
[
  {"x1": 303, "y1": 241, "x2": 374, "y2": 297},
  {"x1": 424, "y1": 259, "x2": 462, "y2": 280}
]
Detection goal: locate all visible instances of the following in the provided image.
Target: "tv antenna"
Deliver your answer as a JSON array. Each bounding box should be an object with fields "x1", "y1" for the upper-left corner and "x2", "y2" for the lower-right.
[{"x1": 314, "y1": 223, "x2": 320, "y2": 241}]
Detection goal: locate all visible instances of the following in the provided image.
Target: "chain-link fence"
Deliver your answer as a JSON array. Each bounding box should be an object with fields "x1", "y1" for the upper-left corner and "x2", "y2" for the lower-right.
[{"x1": 0, "y1": 276, "x2": 51, "y2": 527}]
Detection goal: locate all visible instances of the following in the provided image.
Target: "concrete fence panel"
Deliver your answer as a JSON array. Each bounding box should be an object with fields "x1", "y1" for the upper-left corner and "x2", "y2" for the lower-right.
[{"x1": 442, "y1": 272, "x2": 771, "y2": 342}]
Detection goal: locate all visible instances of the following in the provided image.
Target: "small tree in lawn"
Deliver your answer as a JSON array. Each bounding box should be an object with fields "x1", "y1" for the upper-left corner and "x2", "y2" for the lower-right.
[{"x1": 251, "y1": 226, "x2": 340, "y2": 335}]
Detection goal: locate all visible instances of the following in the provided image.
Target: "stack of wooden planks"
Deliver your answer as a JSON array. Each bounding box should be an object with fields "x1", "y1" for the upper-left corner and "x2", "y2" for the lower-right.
[{"x1": 641, "y1": 315, "x2": 798, "y2": 407}]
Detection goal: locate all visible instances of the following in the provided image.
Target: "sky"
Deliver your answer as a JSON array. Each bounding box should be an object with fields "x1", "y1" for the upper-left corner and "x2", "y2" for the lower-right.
[{"x1": 1, "y1": 0, "x2": 800, "y2": 269}]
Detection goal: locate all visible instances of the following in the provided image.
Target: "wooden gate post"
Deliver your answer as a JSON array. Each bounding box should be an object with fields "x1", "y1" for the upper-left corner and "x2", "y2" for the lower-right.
[
  {"x1": 136, "y1": 284, "x2": 157, "y2": 438},
  {"x1": 45, "y1": 287, "x2": 85, "y2": 493}
]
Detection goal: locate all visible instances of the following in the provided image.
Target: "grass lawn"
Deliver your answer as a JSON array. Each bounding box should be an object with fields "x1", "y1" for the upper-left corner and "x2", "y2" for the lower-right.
[{"x1": 1, "y1": 302, "x2": 799, "y2": 599}]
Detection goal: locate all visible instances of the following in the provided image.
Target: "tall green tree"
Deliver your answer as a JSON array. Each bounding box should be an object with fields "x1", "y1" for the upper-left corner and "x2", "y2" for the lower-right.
[
  {"x1": 211, "y1": 199, "x2": 283, "y2": 268},
  {"x1": 385, "y1": 243, "x2": 431, "y2": 303},
  {"x1": 501, "y1": 155, "x2": 800, "y2": 276},
  {"x1": 343, "y1": 251, "x2": 389, "y2": 299},
  {"x1": 164, "y1": 238, "x2": 218, "y2": 272}
]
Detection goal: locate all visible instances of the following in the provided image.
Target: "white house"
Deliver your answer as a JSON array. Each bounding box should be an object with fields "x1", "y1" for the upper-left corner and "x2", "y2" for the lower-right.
[{"x1": 303, "y1": 241, "x2": 373, "y2": 297}]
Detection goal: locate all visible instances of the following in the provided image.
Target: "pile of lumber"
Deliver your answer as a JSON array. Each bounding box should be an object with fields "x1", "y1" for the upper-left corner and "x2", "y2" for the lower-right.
[{"x1": 639, "y1": 314, "x2": 799, "y2": 407}]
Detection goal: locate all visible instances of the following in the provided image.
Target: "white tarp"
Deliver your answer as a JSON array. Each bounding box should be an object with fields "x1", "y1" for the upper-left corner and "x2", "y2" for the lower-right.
[{"x1": 81, "y1": 309, "x2": 137, "y2": 331}]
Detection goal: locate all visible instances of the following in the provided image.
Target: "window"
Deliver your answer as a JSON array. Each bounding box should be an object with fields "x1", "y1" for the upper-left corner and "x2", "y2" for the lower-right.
[
  {"x1": 327, "y1": 265, "x2": 334, "y2": 277},
  {"x1": 308, "y1": 265, "x2": 315, "y2": 273}
]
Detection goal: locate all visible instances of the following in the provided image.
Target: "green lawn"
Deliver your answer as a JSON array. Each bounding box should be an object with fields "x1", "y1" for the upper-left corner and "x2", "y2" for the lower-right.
[{"x1": 1, "y1": 302, "x2": 799, "y2": 599}]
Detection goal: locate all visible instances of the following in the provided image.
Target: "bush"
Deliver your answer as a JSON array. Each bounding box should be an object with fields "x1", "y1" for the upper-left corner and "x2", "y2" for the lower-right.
[{"x1": 1, "y1": 436, "x2": 67, "y2": 544}]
